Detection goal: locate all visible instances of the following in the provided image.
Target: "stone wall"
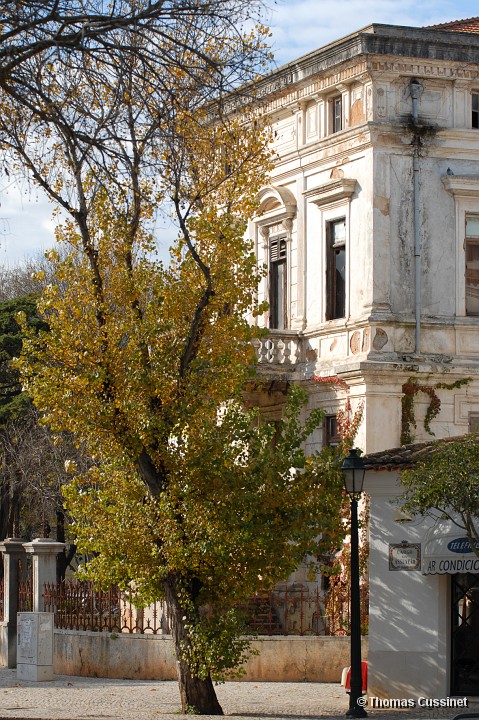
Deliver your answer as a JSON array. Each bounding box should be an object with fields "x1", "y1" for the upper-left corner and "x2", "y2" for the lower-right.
[{"x1": 54, "y1": 630, "x2": 367, "y2": 682}]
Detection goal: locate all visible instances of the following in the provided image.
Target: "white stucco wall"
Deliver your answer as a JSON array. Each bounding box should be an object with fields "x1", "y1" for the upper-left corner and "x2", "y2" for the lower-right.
[{"x1": 367, "y1": 470, "x2": 450, "y2": 698}]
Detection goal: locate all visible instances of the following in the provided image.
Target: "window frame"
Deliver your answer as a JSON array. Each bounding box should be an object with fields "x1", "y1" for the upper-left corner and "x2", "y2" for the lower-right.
[
  {"x1": 441, "y1": 176, "x2": 479, "y2": 318},
  {"x1": 472, "y1": 92, "x2": 479, "y2": 129},
  {"x1": 304, "y1": 179, "x2": 355, "y2": 325},
  {"x1": 325, "y1": 217, "x2": 347, "y2": 321},
  {"x1": 332, "y1": 95, "x2": 343, "y2": 133},
  {"x1": 323, "y1": 414, "x2": 340, "y2": 447},
  {"x1": 469, "y1": 413, "x2": 479, "y2": 432},
  {"x1": 269, "y1": 233, "x2": 288, "y2": 330},
  {"x1": 466, "y1": 214, "x2": 479, "y2": 317}
]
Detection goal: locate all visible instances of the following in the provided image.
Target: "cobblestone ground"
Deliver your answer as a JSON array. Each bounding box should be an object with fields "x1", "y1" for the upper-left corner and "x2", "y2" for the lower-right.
[{"x1": 0, "y1": 671, "x2": 476, "y2": 720}]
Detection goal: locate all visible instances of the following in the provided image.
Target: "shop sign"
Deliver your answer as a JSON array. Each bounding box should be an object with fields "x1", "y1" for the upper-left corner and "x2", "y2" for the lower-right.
[
  {"x1": 425, "y1": 556, "x2": 479, "y2": 574},
  {"x1": 389, "y1": 542, "x2": 421, "y2": 571},
  {"x1": 447, "y1": 536, "x2": 479, "y2": 553},
  {"x1": 424, "y1": 534, "x2": 479, "y2": 574}
]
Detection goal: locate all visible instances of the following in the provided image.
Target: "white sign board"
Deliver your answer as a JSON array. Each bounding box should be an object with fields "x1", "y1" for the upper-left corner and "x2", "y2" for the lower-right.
[{"x1": 389, "y1": 543, "x2": 421, "y2": 571}]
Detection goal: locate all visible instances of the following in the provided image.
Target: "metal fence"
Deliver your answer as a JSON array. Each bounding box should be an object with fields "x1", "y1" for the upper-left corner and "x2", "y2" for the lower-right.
[
  {"x1": 18, "y1": 557, "x2": 32, "y2": 613},
  {"x1": 18, "y1": 579, "x2": 32, "y2": 612},
  {"x1": 43, "y1": 582, "x2": 170, "y2": 634},
  {"x1": 41, "y1": 580, "x2": 368, "y2": 637},
  {"x1": 242, "y1": 584, "x2": 368, "y2": 637}
]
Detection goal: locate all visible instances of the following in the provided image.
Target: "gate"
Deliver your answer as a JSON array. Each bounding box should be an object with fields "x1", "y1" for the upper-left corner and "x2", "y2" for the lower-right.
[{"x1": 451, "y1": 572, "x2": 479, "y2": 694}]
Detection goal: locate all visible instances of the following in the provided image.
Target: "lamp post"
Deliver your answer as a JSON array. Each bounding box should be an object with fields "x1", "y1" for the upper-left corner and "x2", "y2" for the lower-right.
[{"x1": 341, "y1": 448, "x2": 367, "y2": 718}]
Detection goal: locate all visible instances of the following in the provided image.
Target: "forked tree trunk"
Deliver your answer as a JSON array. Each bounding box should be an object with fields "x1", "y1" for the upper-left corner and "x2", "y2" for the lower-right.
[{"x1": 164, "y1": 577, "x2": 223, "y2": 715}]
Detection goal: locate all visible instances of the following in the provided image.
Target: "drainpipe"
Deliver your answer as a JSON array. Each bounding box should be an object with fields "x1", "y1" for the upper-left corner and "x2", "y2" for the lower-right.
[{"x1": 410, "y1": 79, "x2": 424, "y2": 355}]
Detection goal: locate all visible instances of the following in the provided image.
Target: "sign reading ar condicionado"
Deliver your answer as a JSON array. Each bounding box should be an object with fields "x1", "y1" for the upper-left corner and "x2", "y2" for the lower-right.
[{"x1": 424, "y1": 535, "x2": 479, "y2": 574}]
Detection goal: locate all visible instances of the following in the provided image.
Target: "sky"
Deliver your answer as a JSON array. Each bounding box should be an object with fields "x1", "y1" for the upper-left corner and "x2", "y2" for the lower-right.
[{"x1": 2, "y1": 0, "x2": 479, "y2": 266}]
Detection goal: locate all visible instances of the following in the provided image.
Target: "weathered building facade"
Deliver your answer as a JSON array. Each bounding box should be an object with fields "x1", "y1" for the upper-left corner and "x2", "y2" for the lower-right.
[
  {"x1": 251, "y1": 19, "x2": 479, "y2": 700},
  {"x1": 251, "y1": 19, "x2": 479, "y2": 451}
]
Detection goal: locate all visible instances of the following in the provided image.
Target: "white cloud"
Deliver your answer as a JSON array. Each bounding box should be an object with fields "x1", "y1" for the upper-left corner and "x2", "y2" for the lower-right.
[
  {"x1": 0, "y1": 182, "x2": 56, "y2": 266},
  {"x1": 268, "y1": 0, "x2": 479, "y2": 65}
]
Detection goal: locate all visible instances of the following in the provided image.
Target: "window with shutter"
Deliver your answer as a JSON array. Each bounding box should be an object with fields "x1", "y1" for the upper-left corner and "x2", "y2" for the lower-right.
[{"x1": 269, "y1": 236, "x2": 287, "y2": 329}]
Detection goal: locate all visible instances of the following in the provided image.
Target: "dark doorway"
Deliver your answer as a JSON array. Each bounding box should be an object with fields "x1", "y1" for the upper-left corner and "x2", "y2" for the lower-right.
[{"x1": 451, "y1": 572, "x2": 479, "y2": 694}]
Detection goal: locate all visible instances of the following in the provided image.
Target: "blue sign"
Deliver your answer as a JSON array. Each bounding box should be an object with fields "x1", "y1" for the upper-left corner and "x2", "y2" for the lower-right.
[{"x1": 447, "y1": 536, "x2": 479, "y2": 554}]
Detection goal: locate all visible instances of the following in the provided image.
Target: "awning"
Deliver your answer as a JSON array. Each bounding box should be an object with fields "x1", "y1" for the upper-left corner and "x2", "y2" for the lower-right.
[{"x1": 423, "y1": 519, "x2": 479, "y2": 575}]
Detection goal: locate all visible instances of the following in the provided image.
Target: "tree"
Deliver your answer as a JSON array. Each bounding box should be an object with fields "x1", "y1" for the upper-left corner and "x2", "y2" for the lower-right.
[
  {"x1": 0, "y1": 0, "x2": 270, "y2": 203},
  {"x1": 0, "y1": 285, "x2": 89, "y2": 577},
  {"x1": 0, "y1": 1, "x2": 344, "y2": 713},
  {"x1": 1, "y1": 403, "x2": 92, "y2": 574},
  {"x1": 17, "y1": 105, "x2": 345, "y2": 712},
  {"x1": 0, "y1": 294, "x2": 45, "y2": 423},
  {"x1": 0, "y1": 293, "x2": 46, "y2": 539},
  {"x1": 0, "y1": 2, "x2": 255, "y2": 89},
  {"x1": 400, "y1": 435, "x2": 479, "y2": 558},
  {"x1": 0, "y1": 258, "x2": 58, "y2": 302}
]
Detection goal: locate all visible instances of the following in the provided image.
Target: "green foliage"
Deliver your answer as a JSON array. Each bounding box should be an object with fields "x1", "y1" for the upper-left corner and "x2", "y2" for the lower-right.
[
  {"x1": 0, "y1": 294, "x2": 47, "y2": 426},
  {"x1": 1, "y1": 1, "x2": 276, "y2": 711},
  {"x1": 180, "y1": 609, "x2": 254, "y2": 682},
  {"x1": 401, "y1": 377, "x2": 472, "y2": 445},
  {"x1": 64, "y1": 386, "x2": 342, "y2": 595},
  {"x1": 401, "y1": 434, "x2": 479, "y2": 555},
  {"x1": 62, "y1": 386, "x2": 344, "y2": 679},
  {"x1": 17, "y1": 138, "x2": 346, "y2": 686}
]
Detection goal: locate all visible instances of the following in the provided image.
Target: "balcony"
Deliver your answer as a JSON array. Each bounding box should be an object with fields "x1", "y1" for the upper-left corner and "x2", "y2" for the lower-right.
[{"x1": 252, "y1": 331, "x2": 302, "y2": 367}]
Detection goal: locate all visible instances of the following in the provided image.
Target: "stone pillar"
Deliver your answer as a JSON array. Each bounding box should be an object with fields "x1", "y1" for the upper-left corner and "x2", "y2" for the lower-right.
[
  {"x1": 23, "y1": 539, "x2": 65, "y2": 613},
  {"x1": 0, "y1": 538, "x2": 26, "y2": 667}
]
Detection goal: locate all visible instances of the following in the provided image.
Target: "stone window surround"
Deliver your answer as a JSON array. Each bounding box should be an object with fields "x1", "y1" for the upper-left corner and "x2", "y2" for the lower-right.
[
  {"x1": 471, "y1": 89, "x2": 479, "y2": 129},
  {"x1": 304, "y1": 178, "x2": 357, "y2": 324},
  {"x1": 255, "y1": 186, "x2": 297, "y2": 331},
  {"x1": 442, "y1": 175, "x2": 479, "y2": 318}
]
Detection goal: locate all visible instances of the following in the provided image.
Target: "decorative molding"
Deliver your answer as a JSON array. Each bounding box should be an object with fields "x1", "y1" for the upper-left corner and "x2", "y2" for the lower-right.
[
  {"x1": 255, "y1": 186, "x2": 297, "y2": 230},
  {"x1": 369, "y1": 60, "x2": 479, "y2": 81},
  {"x1": 442, "y1": 175, "x2": 479, "y2": 197},
  {"x1": 454, "y1": 394, "x2": 479, "y2": 425},
  {"x1": 304, "y1": 178, "x2": 357, "y2": 207},
  {"x1": 252, "y1": 61, "x2": 370, "y2": 117}
]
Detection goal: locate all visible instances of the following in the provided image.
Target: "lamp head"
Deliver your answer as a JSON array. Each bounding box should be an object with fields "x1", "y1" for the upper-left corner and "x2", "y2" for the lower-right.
[{"x1": 341, "y1": 448, "x2": 365, "y2": 498}]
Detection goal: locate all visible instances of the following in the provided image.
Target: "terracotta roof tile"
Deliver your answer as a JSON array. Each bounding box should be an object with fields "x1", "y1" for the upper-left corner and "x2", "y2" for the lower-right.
[
  {"x1": 364, "y1": 433, "x2": 476, "y2": 471},
  {"x1": 425, "y1": 17, "x2": 479, "y2": 33}
]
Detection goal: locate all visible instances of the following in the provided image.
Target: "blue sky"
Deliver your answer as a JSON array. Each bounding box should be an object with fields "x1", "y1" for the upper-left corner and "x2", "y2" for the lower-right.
[{"x1": 2, "y1": 0, "x2": 479, "y2": 265}]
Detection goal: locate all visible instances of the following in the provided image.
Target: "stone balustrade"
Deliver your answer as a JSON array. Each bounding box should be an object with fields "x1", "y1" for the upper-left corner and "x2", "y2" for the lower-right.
[{"x1": 252, "y1": 332, "x2": 302, "y2": 366}]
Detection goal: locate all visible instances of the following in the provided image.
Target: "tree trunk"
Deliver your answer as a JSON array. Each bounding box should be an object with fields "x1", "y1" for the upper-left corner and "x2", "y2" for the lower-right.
[
  {"x1": 56, "y1": 510, "x2": 76, "y2": 581},
  {"x1": 164, "y1": 577, "x2": 223, "y2": 715}
]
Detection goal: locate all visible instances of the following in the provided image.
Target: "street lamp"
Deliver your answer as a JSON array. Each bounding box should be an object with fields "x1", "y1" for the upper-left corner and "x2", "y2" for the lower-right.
[{"x1": 341, "y1": 448, "x2": 367, "y2": 718}]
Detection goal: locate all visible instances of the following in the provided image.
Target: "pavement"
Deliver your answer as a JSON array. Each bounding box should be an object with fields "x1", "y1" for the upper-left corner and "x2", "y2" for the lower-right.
[{"x1": 0, "y1": 670, "x2": 476, "y2": 720}]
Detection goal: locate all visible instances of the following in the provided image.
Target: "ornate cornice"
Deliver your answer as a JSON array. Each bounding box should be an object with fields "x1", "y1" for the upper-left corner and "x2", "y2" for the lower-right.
[
  {"x1": 304, "y1": 178, "x2": 357, "y2": 207},
  {"x1": 442, "y1": 175, "x2": 479, "y2": 196}
]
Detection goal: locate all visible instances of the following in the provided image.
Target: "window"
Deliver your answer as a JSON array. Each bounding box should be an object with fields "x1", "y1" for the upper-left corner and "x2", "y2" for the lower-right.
[
  {"x1": 473, "y1": 93, "x2": 479, "y2": 129},
  {"x1": 332, "y1": 95, "x2": 342, "y2": 133},
  {"x1": 269, "y1": 235, "x2": 287, "y2": 329},
  {"x1": 469, "y1": 413, "x2": 479, "y2": 432},
  {"x1": 324, "y1": 415, "x2": 340, "y2": 446},
  {"x1": 326, "y1": 218, "x2": 346, "y2": 320},
  {"x1": 442, "y1": 177, "x2": 479, "y2": 317},
  {"x1": 466, "y1": 215, "x2": 479, "y2": 316}
]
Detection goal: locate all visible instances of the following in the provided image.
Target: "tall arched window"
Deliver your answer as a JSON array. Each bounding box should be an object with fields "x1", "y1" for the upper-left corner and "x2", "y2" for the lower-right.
[{"x1": 255, "y1": 186, "x2": 297, "y2": 330}]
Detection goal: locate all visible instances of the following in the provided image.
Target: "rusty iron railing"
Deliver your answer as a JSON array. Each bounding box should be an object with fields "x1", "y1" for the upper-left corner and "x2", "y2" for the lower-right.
[
  {"x1": 42, "y1": 580, "x2": 368, "y2": 637},
  {"x1": 244, "y1": 584, "x2": 368, "y2": 636},
  {"x1": 43, "y1": 581, "x2": 171, "y2": 634},
  {"x1": 18, "y1": 578, "x2": 32, "y2": 612},
  {"x1": 17, "y1": 557, "x2": 33, "y2": 612}
]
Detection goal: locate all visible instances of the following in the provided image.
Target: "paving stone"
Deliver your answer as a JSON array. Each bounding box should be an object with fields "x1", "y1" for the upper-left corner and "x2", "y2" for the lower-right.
[{"x1": 0, "y1": 670, "x2": 475, "y2": 720}]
